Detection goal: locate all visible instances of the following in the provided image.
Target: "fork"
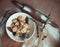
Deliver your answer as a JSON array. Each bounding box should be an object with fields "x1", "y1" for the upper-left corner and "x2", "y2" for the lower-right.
[{"x1": 0, "y1": 9, "x2": 18, "y2": 27}]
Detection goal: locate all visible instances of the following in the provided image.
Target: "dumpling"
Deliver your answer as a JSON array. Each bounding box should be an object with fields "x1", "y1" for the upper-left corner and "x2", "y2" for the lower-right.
[{"x1": 12, "y1": 26, "x2": 18, "y2": 32}]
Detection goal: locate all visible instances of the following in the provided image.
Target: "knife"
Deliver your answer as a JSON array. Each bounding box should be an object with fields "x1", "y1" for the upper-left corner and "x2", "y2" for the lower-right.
[{"x1": 11, "y1": 0, "x2": 59, "y2": 29}]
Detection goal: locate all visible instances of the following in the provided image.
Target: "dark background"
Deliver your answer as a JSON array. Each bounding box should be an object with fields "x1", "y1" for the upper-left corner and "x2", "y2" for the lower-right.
[{"x1": 0, "y1": 0, "x2": 60, "y2": 47}]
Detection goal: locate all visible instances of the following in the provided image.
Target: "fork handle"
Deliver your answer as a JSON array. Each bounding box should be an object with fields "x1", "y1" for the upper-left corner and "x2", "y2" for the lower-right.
[{"x1": 0, "y1": 10, "x2": 17, "y2": 26}]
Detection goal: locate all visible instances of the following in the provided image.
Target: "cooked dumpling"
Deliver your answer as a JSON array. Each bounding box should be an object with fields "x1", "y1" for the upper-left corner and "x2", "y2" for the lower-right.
[
  {"x1": 10, "y1": 23, "x2": 14, "y2": 29},
  {"x1": 12, "y1": 19, "x2": 18, "y2": 23},
  {"x1": 12, "y1": 26, "x2": 18, "y2": 32},
  {"x1": 15, "y1": 21, "x2": 19, "y2": 26},
  {"x1": 15, "y1": 33, "x2": 20, "y2": 38},
  {"x1": 18, "y1": 16, "x2": 25, "y2": 21},
  {"x1": 8, "y1": 16, "x2": 31, "y2": 39}
]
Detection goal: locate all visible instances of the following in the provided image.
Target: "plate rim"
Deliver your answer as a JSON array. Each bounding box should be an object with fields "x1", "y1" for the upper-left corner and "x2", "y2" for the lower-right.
[{"x1": 6, "y1": 12, "x2": 36, "y2": 42}]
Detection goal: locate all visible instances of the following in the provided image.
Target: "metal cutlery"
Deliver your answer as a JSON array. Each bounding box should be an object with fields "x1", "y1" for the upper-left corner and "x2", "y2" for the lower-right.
[
  {"x1": 11, "y1": 0, "x2": 59, "y2": 29},
  {"x1": 0, "y1": 9, "x2": 18, "y2": 27}
]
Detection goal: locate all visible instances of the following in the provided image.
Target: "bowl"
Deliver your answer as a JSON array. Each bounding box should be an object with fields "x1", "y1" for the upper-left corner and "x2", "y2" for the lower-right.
[{"x1": 6, "y1": 12, "x2": 36, "y2": 42}]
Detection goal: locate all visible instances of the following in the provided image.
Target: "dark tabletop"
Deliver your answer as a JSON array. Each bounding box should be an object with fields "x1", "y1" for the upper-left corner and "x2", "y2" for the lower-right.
[{"x1": 0, "y1": 0, "x2": 60, "y2": 47}]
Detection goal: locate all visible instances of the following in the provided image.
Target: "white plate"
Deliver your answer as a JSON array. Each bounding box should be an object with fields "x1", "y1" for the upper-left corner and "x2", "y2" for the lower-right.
[{"x1": 6, "y1": 12, "x2": 36, "y2": 42}]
